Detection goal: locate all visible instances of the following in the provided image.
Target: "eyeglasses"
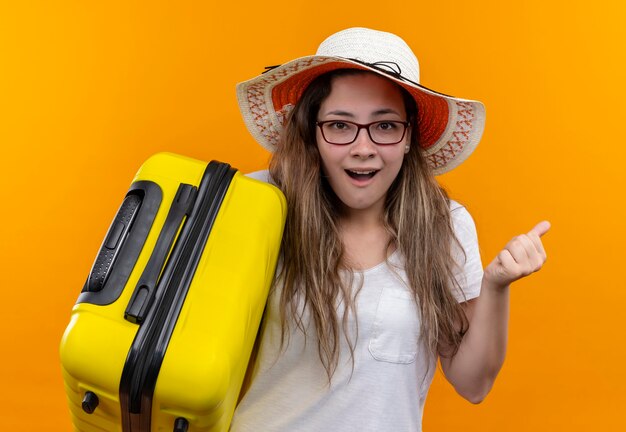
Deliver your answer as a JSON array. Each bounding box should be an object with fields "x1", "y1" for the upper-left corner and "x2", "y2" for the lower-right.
[{"x1": 316, "y1": 120, "x2": 410, "y2": 145}]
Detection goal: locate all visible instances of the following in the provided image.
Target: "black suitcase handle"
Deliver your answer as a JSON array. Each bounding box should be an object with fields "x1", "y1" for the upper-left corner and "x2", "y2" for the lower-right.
[
  {"x1": 124, "y1": 183, "x2": 197, "y2": 324},
  {"x1": 86, "y1": 194, "x2": 141, "y2": 292},
  {"x1": 78, "y1": 181, "x2": 162, "y2": 306}
]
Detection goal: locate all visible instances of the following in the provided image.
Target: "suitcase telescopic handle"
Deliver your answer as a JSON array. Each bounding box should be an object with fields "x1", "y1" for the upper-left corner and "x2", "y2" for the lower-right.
[{"x1": 124, "y1": 183, "x2": 197, "y2": 324}]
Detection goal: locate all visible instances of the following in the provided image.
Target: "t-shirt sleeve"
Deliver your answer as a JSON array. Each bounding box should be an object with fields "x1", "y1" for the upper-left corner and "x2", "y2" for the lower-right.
[
  {"x1": 449, "y1": 200, "x2": 483, "y2": 303},
  {"x1": 245, "y1": 169, "x2": 272, "y2": 184}
]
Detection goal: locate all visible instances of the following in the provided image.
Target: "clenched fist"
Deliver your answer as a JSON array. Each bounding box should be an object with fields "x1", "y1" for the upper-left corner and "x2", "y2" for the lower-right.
[{"x1": 484, "y1": 221, "x2": 550, "y2": 288}]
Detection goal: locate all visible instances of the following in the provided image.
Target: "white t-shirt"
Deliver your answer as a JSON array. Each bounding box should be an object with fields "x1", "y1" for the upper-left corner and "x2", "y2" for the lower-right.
[{"x1": 230, "y1": 170, "x2": 483, "y2": 432}]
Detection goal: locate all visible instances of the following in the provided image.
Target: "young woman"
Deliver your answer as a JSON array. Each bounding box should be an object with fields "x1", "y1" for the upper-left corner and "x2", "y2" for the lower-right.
[{"x1": 231, "y1": 27, "x2": 549, "y2": 431}]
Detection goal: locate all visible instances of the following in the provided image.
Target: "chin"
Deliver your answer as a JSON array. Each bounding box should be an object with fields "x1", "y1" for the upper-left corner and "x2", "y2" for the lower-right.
[{"x1": 338, "y1": 195, "x2": 385, "y2": 214}]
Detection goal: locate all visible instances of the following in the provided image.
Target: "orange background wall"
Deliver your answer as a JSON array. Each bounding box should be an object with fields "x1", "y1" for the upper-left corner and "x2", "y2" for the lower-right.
[{"x1": 1, "y1": 1, "x2": 624, "y2": 430}]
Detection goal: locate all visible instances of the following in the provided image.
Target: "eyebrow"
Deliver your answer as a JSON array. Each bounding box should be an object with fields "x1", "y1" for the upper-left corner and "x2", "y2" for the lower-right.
[
  {"x1": 324, "y1": 110, "x2": 355, "y2": 118},
  {"x1": 323, "y1": 108, "x2": 403, "y2": 117},
  {"x1": 372, "y1": 108, "x2": 402, "y2": 116}
]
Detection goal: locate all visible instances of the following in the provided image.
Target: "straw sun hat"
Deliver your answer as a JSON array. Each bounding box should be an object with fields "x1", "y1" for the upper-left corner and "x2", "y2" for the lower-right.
[{"x1": 236, "y1": 27, "x2": 485, "y2": 175}]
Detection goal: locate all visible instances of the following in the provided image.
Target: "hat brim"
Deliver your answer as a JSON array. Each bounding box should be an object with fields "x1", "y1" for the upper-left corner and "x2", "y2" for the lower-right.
[{"x1": 236, "y1": 56, "x2": 485, "y2": 175}]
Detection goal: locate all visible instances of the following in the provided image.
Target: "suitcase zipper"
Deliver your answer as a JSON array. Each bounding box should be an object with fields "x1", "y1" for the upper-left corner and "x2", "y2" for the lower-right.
[{"x1": 120, "y1": 161, "x2": 236, "y2": 432}]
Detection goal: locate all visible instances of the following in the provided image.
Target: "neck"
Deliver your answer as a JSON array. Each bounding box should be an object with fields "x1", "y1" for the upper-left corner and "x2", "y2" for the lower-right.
[
  {"x1": 338, "y1": 203, "x2": 385, "y2": 231},
  {"x1": 338, "y1": 205, "x2": 394, "y2": 270}
]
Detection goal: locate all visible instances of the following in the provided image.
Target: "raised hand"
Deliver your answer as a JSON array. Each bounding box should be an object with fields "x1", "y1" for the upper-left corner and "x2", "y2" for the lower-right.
[{"x1": 483, "y1": 221, "x2": 550, "y2": 289}]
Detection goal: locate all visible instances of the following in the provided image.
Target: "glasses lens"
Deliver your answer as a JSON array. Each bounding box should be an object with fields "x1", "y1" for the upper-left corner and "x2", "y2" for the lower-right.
[
  {"x1": 320, "y1": 121, "x2": 358, "y2": 145},
  {"x1": 369, "y1": 121, "x2": 405, "y2": 144}
]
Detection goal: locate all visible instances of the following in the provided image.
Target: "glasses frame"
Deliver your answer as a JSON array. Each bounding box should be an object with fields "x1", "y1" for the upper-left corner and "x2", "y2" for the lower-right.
[{"x1": 316, "y1": 120, "x2": 410, "y2": 146}]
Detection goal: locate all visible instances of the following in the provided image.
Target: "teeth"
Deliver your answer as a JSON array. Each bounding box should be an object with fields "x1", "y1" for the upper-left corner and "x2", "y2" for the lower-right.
[{"x1": 349, "y1": 170, "x2": 376, "y2": 174}]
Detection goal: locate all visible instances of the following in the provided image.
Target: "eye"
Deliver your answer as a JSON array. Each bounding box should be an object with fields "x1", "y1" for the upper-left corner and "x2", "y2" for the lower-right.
[
  {"x1": 328, "y1": 121, "x2": 350, "y2": 130},
  {"x1": 375, "y1": 121, "x2": 399, "y2": 131}
]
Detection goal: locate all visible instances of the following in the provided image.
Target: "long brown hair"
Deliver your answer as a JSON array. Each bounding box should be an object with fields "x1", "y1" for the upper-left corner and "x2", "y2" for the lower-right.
[{"x1": 269, "y1": 69, "x2": 469, "y2": 380}]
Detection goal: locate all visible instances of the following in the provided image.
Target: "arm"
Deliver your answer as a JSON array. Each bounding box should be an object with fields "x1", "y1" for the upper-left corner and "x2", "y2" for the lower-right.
[{"x1": 440, "y1": 221, "x2": 550, "y2": 404}]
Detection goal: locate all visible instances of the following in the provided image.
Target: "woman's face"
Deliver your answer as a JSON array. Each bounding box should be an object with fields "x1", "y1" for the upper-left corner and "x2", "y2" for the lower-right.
[{"x1": 316, "y1": 72, "x2": 410, "y2": 217}]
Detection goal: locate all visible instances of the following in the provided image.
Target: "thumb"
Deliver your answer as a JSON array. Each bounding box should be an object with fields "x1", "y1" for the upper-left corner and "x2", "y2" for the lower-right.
[{"x1": 528, "y1": 220, "x2": 551, "y2": 237}]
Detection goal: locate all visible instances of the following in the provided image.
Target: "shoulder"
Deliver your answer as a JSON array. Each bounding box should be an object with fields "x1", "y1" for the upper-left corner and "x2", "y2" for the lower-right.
[
  {"x1": 244, "y1": 169, "x2": 274, "y2": 185},
  {"x1": 449, "y1": 199, "x2": 478, "y2": 239}
]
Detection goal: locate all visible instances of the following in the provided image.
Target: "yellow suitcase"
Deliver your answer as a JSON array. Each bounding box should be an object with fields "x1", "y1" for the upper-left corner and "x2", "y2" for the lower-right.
[{"x1": 60, "y1": 153, "x2": 286, "y2": 432}]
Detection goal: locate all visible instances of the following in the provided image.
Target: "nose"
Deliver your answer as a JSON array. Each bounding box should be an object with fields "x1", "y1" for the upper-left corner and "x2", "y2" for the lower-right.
[{"x1": 350, "y1": 128, "x2": 377, "y2": 159}]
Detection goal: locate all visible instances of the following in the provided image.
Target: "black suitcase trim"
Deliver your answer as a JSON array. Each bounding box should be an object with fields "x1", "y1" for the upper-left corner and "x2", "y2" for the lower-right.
[{"x1": 119, "y1": 161, "x2": 237, "y2": 432}]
